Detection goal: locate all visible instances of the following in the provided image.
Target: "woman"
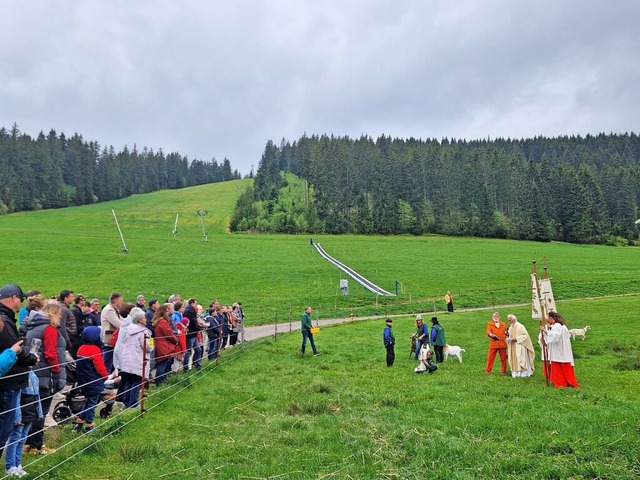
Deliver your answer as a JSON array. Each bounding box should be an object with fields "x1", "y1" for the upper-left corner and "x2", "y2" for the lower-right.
[
  {"x1": 540, "y1": 311, "x2": 579, "y2": 388},
  {"x1": 152, "y1": 304, "x2": 179, "y2": 386},
  {"x1": 114, "y1": 307, "x2": 151, "y2": 407},
  {"x1": 23, "y1": 297, "x2": 66, "y2": 455}
]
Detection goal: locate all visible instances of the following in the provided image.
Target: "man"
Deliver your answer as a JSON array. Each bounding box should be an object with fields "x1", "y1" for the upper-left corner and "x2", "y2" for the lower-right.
[
  {"x1": 411, "y1": 315, "x2": 429, "y2": 360},
  {"x1": 0, "y1": 284, "x2": 38, "y2": 458},
  {"x1": 205, "y1": 306, "x2": 221, "y2": 361},
  {"x1": 135, "y1": 294, "x2": 146, "y2": 311},
  {"x1": 101, "y1": 292, "x2": 124, "y2": 372},
  {"x1": 182, "y1": 298, "x2": 202, "y2": 371},
  {"x1": 430, "y1": 317, "x2": 446, "y2": 363},
  {"x1": 486, "y1": 312, "x2": 508, "y2": 374},
  {"x1": 300, "y1": 306, "x2": 320, "y2": 356},
  {"x1": 382, "y1": 318, "x2": 395, "y2": 367},
  {"x1": 58, "y1": 289, "x2": 75, "y2": 353},
  {"x1": 507, "y1": 314, "x2": 535, "y2": 378},
  {"x1": 70, "y1": 294, "x2": 90, "y2": 357},
  {"x1": 87, "y1": 298, "x2": 102, "y2": 327},
  {"x1": 145, "y1": 298, "x2": 159, "y2": 331}
]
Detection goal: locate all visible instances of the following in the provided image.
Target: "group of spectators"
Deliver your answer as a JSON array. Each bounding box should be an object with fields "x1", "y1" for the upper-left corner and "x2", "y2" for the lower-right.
[{"x1": 0, "y1": 283, "x2": 245, "y2": 477}]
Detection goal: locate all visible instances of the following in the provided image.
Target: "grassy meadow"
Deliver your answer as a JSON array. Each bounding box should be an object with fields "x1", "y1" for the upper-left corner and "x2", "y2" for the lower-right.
[
  {"x1": 1, "y1": 180, "x2": 639, "y2": 478},
  {"x1": 1, "y1": 179, "x2": 639, "y2": 323},
  {"x1": 28, "y1": 296, "x2": 640, "y2": 479}
]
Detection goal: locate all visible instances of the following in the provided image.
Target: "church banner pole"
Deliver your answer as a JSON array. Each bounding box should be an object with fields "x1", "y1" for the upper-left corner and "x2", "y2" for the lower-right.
[{"x1": 533, "y1": 260, "x2": 550, "y2": 387}]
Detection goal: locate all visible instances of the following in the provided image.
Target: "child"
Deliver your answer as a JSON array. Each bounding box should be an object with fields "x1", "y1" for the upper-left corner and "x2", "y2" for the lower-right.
[
  {"x1": 414, "y1": 345, "x2": 438, "y2": 374},
  {"x1": 5, "y1": 369, "x2": 43, "y2": 477},
  {"x1": 383, "y1": 319, "x2": 395, "y2": 367},
  {"x1": 72, "y1": 326, "x2": 108, "y2": 433}
]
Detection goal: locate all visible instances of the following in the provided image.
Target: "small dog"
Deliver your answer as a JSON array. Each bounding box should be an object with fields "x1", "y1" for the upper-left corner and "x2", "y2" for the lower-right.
[
  {"x1": 409, "y1": 335, "x2": 417, "y2": 359},
  {"x1": 443, "y1": 344, "x2": 465, "y2": 363},
  {"x1": 569, "y1": 325, "x2": 591, "y2": 341}
]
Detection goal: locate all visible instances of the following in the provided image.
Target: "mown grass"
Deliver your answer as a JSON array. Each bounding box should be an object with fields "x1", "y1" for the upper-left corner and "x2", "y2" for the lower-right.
[
  {"x1": 28, "y1": 296, "x2": 639, "y2": 479},
  {"x1": 1, "y1": 180, "x2": 639, "y2": 324}
]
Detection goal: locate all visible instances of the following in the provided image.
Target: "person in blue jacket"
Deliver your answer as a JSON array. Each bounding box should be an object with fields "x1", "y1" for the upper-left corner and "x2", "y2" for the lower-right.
[
  {"x1": 383, "y1": 319, "x2": 395, "y2": 367},
  {"x1": 0, "y1": 341, "x2": 24, "y2": 378}
]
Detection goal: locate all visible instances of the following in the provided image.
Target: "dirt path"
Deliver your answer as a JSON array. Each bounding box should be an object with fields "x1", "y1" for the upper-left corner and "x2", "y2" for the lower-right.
[{"x1": 243, "y1": 302, "x2": 531, "y2": 341}]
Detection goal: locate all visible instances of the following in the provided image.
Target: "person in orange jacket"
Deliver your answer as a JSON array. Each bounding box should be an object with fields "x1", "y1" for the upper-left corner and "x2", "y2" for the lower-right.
[{"x1": 485, "y1": 312, "x2": 508, "y2": 374}]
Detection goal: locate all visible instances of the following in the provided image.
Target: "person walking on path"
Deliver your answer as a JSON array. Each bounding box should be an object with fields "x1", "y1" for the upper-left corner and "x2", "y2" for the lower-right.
[
  {"x1": 486, "y1": 312, "x2": 508, "y2": 374},
  {"x1": 445, "y1": 291, "x2": 454, "y2": 312},
  {"x1": 300, "y1": 306, "x2": 320, "y2": 356},
  {"x1": 382, "y1": 319, "x2": 395, "y2": 367},
  {"x1": 430, "y1": 317, "x2": 446, "y2": 363}
]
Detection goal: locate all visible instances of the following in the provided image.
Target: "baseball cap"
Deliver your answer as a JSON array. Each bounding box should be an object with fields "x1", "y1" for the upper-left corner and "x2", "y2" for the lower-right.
[{"x1": 0, "y1": 284, "x2": 26, "y2": 300}]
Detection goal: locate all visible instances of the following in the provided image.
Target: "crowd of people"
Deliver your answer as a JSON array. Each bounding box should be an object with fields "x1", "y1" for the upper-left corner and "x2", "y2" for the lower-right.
[{"x1": 0, "y1": 283, "x2": 245, "y2": 477}]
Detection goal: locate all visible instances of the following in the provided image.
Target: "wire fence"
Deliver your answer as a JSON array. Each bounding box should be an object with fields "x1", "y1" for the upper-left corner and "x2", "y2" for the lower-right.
[{"x1": 0, "y1": 330, "x2": 272, "y2": 480}]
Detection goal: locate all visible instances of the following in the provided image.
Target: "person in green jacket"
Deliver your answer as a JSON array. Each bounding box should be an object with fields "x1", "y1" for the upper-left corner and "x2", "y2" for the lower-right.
[
  {"x1": 300, "y1": 306, "x2": 320, "y2": 356},
  {"x1": 430, "y1": 317, "x2": 446, "y2": 363}
]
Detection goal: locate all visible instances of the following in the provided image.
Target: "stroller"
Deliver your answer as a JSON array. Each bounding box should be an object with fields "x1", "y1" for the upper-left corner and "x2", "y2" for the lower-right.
[{"x1": 51, "y1": 378, "x2": 118, "y2": 424}]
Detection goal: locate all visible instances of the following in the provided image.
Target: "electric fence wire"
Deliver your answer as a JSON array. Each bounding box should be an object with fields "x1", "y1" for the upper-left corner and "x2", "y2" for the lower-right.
[{"x1": 5, "y1": 336, "x2": 271, "y2": 480}]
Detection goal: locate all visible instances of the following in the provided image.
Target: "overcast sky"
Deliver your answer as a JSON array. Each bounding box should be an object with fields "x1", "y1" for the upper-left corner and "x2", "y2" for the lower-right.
[{"x1": 1, "y1": 1, "x2": 639, "y2": 175}]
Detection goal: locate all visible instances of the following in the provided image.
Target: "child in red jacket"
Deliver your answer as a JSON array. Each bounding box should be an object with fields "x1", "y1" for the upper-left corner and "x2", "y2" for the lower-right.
[{"x1": 72, "y1": 327, "x2": 108, "y2": 433}]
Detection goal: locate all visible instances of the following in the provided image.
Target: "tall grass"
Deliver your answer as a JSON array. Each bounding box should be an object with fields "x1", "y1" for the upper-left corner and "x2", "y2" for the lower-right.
[{"x1": 29, "y1": 297, "x2": 639, "y2": 479}]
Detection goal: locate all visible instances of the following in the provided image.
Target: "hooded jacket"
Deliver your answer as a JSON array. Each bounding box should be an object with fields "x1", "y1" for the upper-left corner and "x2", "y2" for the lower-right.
[
  {"x1": 23, "y1": 311, "x2": 67, "y2": 391},
  {"x1": 75, "y1": 326, "x2": 108, "y2": 395}
]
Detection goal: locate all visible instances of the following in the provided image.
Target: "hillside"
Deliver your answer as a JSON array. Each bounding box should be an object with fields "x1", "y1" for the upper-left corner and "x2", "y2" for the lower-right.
[{"x1": 1, "y1": 179, "x2": 639, "y2": 324}]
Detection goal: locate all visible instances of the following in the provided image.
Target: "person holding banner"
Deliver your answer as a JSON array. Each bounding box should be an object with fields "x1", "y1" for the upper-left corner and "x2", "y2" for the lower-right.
[
  {"x1": 540, "y1": 311, "x2": 579, "y2": 388},
  {"x1": 485, "y1": 312, "x2": 508, "y2": 374}
]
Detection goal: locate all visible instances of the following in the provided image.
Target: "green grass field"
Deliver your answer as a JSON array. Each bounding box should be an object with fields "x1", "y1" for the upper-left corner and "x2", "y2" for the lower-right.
[
  {"x1": 1, "y1": 179, "x2": 639, "y2": 323},
  {"x1": 28, "y1": 297, "x2": 640, "y2": 479},
  {"x1": 1, "y1": 181, "x2": 639, "y2": 478}
]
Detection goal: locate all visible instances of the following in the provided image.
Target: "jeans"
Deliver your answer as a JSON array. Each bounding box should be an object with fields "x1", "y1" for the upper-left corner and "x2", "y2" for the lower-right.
[
  {"x1": 414, "y1": 340, "x2": 428, "y2": 360},
  {"x1": 183, "y1": 336, "x2": 202, "y2": 371},
  {"x1": 154, "y1": 358, "x2": 171, "y2": 386},
  {"x1": 5, "y1": 422, "x2": 31, "y2": 469},
  {"x1": 300, "y1": 330, "x2": 318, "y2": 355},
  {"x1": 0, "y1": 390, "x2": 20, "y2": 456},
  {"x1": 26, "y1": 388, "x2": 53, "y2": 449},
  {"x1": 206, "y1": 331, "x2": 219, "y2": 360},
  {"x1": 80, "y1": 393, "x2": 100, "y2": 424}
]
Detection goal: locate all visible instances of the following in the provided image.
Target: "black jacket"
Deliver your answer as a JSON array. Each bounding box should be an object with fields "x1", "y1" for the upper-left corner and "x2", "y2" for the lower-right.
[
  {"x1": 183, "y1": 304, "x2": 199, "y2": 338},
  {"x1": 0, "y1": 304, "x2": 38, "y2": 391}
]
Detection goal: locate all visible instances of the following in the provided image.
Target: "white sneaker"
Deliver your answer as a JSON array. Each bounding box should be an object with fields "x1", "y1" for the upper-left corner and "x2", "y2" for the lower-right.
[{"x1": 6, "y1": 466, "x2": 27, "y2": 477}]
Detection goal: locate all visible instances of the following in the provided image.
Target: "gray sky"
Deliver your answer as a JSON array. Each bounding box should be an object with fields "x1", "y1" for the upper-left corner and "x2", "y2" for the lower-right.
[{"x1": 1, "y1": 1, "x2": 639, "y2": 175}]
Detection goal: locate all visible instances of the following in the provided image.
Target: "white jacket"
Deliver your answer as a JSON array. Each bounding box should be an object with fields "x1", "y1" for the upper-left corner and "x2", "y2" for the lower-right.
[{"x1": 114, "y1": 320, "x2": 152, "y2": 378}]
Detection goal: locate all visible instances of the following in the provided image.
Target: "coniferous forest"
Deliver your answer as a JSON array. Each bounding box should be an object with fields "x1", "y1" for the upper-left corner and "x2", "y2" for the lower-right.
[
  {"x1": 0, "y1": 124, "x2": 240, "y2": 213},
  {"x1": 231, "y1": 133, "x2": 640, "y2": 245}
]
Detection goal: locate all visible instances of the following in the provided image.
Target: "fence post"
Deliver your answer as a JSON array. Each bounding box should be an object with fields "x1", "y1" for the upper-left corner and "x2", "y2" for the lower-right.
[{"x1": 274, "y1": 313, "x2": 278, "y2": 340}]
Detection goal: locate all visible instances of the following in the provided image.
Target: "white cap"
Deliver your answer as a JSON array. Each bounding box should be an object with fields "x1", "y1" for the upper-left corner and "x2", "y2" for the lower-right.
[{"x1": 416, "y1": 315, "x2": 422, "y2": 320}]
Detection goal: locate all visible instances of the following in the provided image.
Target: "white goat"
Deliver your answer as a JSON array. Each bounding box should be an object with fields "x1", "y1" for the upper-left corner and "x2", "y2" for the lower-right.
[
  {"x1": 569, "y1": 325, "x2": 591, "y2": 341},
  {"x1": 443, "y1": 344, "x2": 465, "y2": 363}
]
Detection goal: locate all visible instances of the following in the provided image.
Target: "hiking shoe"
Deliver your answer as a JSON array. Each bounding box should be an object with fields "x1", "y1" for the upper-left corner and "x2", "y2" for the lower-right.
[
  {"x1": 72, "y1": 420, "x2": 84, "y2": 432},
  {"x1": 32, "y1": 445, "x2": 56, "y2": 455},
  {"x1": 313, "y1": 352, "x2": 322, "y2": 357},
  {"x1": 84, "y1": 424, "x2": 95, "y2": 433}
]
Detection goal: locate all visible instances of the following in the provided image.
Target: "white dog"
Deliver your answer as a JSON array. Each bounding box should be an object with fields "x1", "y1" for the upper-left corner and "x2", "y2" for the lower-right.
[
  {"x1": 443, "y1": 344, "x2": 465, "y2": 363},
  {"x1": 569, "y1": 325, "x2": 591, "y2": 340}
]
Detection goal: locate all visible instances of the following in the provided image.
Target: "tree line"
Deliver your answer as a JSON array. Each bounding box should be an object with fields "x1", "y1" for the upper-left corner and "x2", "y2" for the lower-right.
[
  {"x1": 0, "y1": 124, "x2": 241, "y2": 214},
  {"x1": 231, "y1": 133, "x2": 640, "y2": 244}
]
